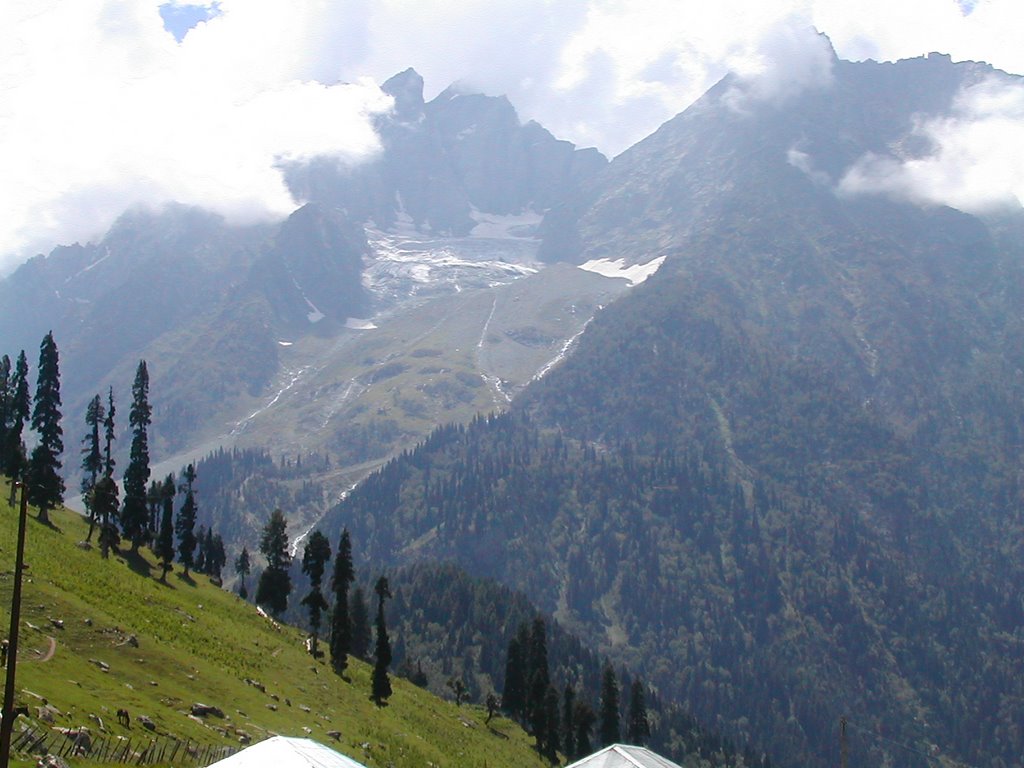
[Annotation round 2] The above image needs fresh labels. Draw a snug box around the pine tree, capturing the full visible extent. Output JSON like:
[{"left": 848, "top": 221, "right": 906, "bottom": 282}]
[
  {"left": 562, "top": 684, "right": 577, "bottom": 759},
  {"left": 3, "top": 351, "right": 29, "bottom": 491},
  {"left": 301, "top": 530, "right": 331, "bottom": 657},
  {"left": 527, "top": 618, "right": 551, "bottom": 740},
  {"left": 502, "top": 633, "right": 527, "bottom": 720},
  {"left": 175, "top": 463, "right": 198, "bottom": 576},
  {"left": 80, "top": 394, "right": 104, "bottom": 540},
  {"left": 27, "top": 331, "right": 64, "bottom": 523},
  {"left": 94, "top": 475, "right": 120, "bottom": 558},
  {"left": 371, "top": 575, "right": 393, "bottom": 706},
  {"left": 102, "top": 386, "right": 116, "bottom": 477},
  {"left": 350, "top": 586, "right": 372, "bottom": 660},
  {"left": 155, "top": 474, "right": 176, "bottom": 582},
  {"left": 599, "top": 661, "right": 621, "bottom": 747},
  {"left": 207, "top": 533, "right": 226, "bottom": 580},
  {"left": 255, "top": 509, "right": 291, "bottom": 617},
  {"left": 121, "top": 361, "right": 151, "bottom": 550},
  {"left": 627, "top": 679, "right": 650, "bottom": 746},
  {"left": 329, "top": 529, "right": 354, "bottom": 674},
  {"left": 0, "top": 356, "right": 10, "bottom": 474},
  {"left": 195, "top": 525, "right": 208, "bottom": 573},
  {"left": 574, "top": 700, "right": 597, "bottom": 757},
  {"left": 235, "top": 547, "right": 251, "bottom": 599},
  {"left": 541, "top": 685, "right": 561, "bottom": 762}
]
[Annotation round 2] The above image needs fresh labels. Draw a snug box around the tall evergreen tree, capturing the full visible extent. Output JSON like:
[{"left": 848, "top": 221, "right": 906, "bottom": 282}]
[
  {"left": 121, "top": 361, "right": 152, "bottom": 549},
  {"left": 235, "top": 547, "right": 251, "bottom": 599},
  {"left": 562, "top": 684, "right": 577, "bottom": 759},
  {"left": 102, "top": 386, "right": 116, "bottom": 477},
  {"left": 27, "top": 331, "right": 64, "bottom": 523},
  {"left": 155, "top": 474, "right": 176, "bottom": 582},
  {"left": 627, "top": 679, "right": 650, "bottom": 746},
  {"left": 207, "top": 533, "right": 226, "bottom": 580},
  {"left": 502, "top": 633, "right": 527, "bottom": 720},
  {"left": 195, "top": 525, "right": 208, "bottom": 573},
  {"left": 350, "top": 586, "right": 372, "bottom": 661},
  {"left": 371, "top": 575, "right": 393, "bottom": 706},
  {"left": 175, "top": 463, "right": 198, "bottom": 576},
  {"left": 255, "top": 509, "right": 291, "bottom": 617},
  {"left": 146, "top": 480, "right": 163, "bottom": 539},
  {"left": 94, "top": 475, "right": 121, "bottom": 558},
  {"left": 329, "top": 528, "right": 355, "bottom": 674},
  {"left": 80, "top": 394, "right": 104, "bottom": 539},
  {"left": 541, "top": 685, "right": 561, "bottom": 762},
  {"left": 527, "top": 618, "right": 551, "bottom": 740},
  {"left": 574, "top": 701, "right": 597, "bottom": 758},
  {"left": 599, "top": 661, "right": 621, "bottom": 747},
  {"left": 0, "top": 355, "right": 10, "bottom": 474},
  {"left": 3, "top": 351, "right": 29, "bottom": 492},
  {"left": 301, "top": 530, "right": 331, "bottom": 657}
]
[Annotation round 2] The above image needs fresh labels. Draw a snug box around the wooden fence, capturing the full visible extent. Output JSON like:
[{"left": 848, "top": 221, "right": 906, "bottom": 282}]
[{"left": 12, "top": 722, "right": 238, "bottom": 766}]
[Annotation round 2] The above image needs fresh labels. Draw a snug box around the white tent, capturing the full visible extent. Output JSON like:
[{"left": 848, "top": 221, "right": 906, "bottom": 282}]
[
  {"left": 207, "top": 736, "right": 369, "bottom": 768},
  {"left": 565, "top": 744, "right": 684, "bottom": 768}
]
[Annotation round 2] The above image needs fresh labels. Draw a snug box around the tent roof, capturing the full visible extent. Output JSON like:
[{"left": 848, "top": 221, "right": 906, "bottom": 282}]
[
  {"left": 207, "top": 736, "right": 368, "bottom": 768},
  {"left": 565, "top": 744, "right": 684, "bottom": 768}
]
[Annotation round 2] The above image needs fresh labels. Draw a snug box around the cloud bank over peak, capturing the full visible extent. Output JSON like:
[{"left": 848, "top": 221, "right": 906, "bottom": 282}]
[
  {"left": 1, "top": 0, "right": 1021, "bottom": 273},
  {"left": 0, "top": 0, "right": 390, "bottom": 272},
  {"left": 839, "top": 76, "right": 1024, "bottom": 212}
]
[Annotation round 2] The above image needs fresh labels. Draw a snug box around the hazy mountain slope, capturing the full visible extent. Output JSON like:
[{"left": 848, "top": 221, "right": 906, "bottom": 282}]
[
  {"left": 284, "top": 68, "right": 606, "bottom": 236},
  {"left": 317, "top": 51, "right": 1024, "bottom": 768}
]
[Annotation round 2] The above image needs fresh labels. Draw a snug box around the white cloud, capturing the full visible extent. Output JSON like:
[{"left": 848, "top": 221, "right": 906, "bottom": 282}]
[
  {"left": 1, "top": 0, "right": 1021, "bottom": 273},
  {"left": 0, "top": 0, "right": 390, "bottom": 273},
  {"left": 838, "top": 76, "right": 1024, "bottom": 212}
]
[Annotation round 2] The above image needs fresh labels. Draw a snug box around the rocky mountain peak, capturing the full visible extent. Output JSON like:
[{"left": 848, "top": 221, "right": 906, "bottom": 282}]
[{"left": 381, "top": 68, "right": 426, "bottom": 120}]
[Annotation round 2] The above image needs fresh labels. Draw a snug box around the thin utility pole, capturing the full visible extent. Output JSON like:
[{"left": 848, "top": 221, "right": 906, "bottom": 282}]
[
  {"left": 840, "top": 716, "right": 848, "bottom": 768},
  {"left": 0, "top": 481, "right": 29, "bottom": 768}
]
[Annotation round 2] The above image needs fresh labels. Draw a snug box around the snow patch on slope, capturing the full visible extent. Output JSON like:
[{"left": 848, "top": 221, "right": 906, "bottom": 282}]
[
  {"left": 578, "top": 255, "right": 666, "bottom": 286},
  {"left": 470, "top": 208, "right": 543, "bottom": 239}
]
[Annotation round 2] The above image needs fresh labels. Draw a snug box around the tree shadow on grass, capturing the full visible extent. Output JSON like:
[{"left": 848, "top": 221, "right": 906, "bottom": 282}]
[
  {"left": 33, "top": 515, "right": 62, "bottom": 534},
  {"left": 122, "top": 548, "right": 154, "bottom": 578},
  {"left": 175, "top": 570, "right": 197, "bottom": 587}
]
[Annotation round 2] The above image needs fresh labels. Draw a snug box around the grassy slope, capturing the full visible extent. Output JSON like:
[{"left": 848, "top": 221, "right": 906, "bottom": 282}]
[{"left": 0, "top": 481, "right": 546, "bottom": 768}]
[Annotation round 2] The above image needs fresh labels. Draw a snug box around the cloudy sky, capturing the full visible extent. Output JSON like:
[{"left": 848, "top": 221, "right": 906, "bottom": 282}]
[{"left": 1, "top": 0, "right": 1022, "bottom": 273}]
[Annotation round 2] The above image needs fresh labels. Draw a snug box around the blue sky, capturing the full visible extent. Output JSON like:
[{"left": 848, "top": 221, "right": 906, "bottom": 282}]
[{"left": 159, "top": 2, "right": 221, "bottom": 43}]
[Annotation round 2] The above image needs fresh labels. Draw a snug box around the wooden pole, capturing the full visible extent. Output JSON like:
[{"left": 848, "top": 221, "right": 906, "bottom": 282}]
[
  {"left": 840, "top": 717, "right": 848, "bottom": 768},
  {"left": 0, "top": 482, "right": 29, "bottom": 768}
]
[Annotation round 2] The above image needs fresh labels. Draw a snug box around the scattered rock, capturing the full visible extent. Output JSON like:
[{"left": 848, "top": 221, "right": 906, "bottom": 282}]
[
  {"left": 49, "top": 619, "right": 64, "bottom": 630},
  {"left": 299, "top": 705, "right": 311, "bottom": 713},
  {"left": 302, "top": 727, "right": 312, "bottom": 735},
  {"left": 57, "top": 727, "right": 92, "bottom": 754},
  {"left": 266, "top": 704, "right": 278, "bottom": 712},
  {"left": 191, "top": 703, "right": 225, "bottom": 718},
  {"left": 87, "top": 714, "right": 105, "bottom": 731},
  {"left": 284, "top": 698, "right": 291, "bottom": 707},
  {"left": 37, "top": 704, "right": 61, "bottom": 723},
  {"left": 238, "top": 733, "right": 252, "bottom": 745},
  {"left": 326, "top": 731, "right": 341, "bottom": 741},
  {"left": 76, "top": 541, "right": 93, "bottom": 550},
  {"left": 137, "top": 715, "right": 156, "bottom": 731},
  {"left": 270, "top": 693, "right": 279, "bottom": 702},
  {"left": 36, "top": 754, "right": 70, "bottom": 768},
  {"left": 148, "top": 681, "right": 158, "bottom": 687},
  {"left": 84, "top": 618, "right": 93, "bottom": 626},
  {"left": 88, "top": 659, "right": 109, "bottom": 672}
]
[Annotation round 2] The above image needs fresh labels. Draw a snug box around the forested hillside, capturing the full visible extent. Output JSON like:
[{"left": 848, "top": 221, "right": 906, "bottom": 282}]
[{"left": 322, "top": 51, "right": 1024, "bottom": 768}]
